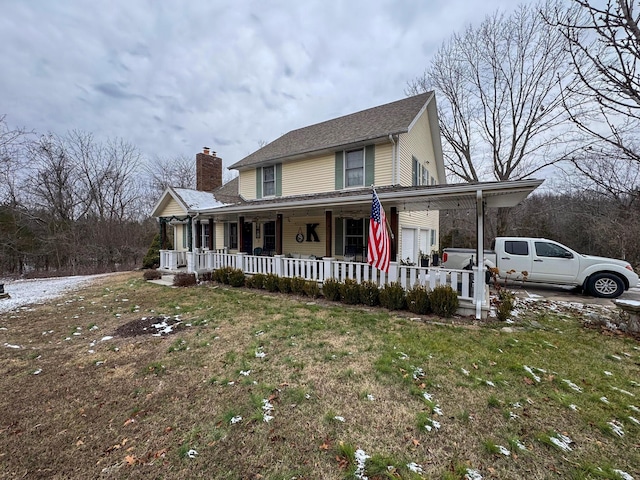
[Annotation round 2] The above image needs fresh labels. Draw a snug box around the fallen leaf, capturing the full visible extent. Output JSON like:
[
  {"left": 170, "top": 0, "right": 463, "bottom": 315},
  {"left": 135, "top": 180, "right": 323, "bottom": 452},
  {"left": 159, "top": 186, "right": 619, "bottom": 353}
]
[
  {"left": 75, "top": 440, "right": 84, "bottom": 446},
  {"left": 124, "top": 455, "right": 136, "bottom": 466},
  {"left": 153, "top": 448, "right": 168, "bottom": 458},
  {"left": 524, "top": 377, "right": 534, "bottom": 385},
  {"left": 164, "top": 426, "right": 172, "bottom": 433},
  {"left": 319, "top": 442, "right": 330, "bottom": 450},
  {"left": 412, "top": 438, "right": 420, "bottom": 447},
  {"left": 473, "top": 363, "right": 478, "bottom": 369},
  {"left": 121, "top": 438, "right": 128, "bottom": 446},
  {"left": 126, "top": 446, "right": 135, "bottom": 452},
  {"left": 488, "top": 467, "right": 496, "bottom": 474},
  {"left": 123, "top": 418, "right": 135, "bottom": 426}
]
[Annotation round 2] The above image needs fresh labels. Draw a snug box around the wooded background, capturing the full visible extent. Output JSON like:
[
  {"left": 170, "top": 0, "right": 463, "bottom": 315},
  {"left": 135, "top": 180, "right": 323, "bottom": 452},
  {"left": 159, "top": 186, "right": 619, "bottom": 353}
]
[{"left": 1, "top": 0, "right": 638, "bottom": 275}]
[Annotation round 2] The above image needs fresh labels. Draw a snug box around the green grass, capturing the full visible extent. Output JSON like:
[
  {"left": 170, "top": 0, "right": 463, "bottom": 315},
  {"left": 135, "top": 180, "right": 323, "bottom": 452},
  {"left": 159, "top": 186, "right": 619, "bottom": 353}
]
[{"left": 0, "top": 272, "right": 637, "bottom": 479}]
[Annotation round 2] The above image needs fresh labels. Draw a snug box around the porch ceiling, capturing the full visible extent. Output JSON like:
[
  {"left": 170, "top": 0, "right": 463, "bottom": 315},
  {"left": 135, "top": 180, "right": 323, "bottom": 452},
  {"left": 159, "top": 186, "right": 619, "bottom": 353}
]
[{"left": 202, "top": 179, "right": 544, "bottom": 221}]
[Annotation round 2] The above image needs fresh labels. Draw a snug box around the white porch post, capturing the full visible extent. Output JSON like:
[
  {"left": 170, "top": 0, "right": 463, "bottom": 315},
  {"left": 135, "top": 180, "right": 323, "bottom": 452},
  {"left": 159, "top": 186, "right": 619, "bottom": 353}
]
[
  {"left": 474, "top": 189, "right": 485, "bottom": 320},
  {"left": 322, "top": 257, "right": 335, "bottom": 282},
  {"left": 274, "top": 254, "right": 284, "bottom": 276}
]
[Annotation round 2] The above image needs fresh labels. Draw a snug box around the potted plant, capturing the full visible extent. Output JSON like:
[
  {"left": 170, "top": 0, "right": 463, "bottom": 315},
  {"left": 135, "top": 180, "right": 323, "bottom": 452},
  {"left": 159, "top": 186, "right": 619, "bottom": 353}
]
[{"left": 419, "top": 251, "right": 429, "bottom": 267}]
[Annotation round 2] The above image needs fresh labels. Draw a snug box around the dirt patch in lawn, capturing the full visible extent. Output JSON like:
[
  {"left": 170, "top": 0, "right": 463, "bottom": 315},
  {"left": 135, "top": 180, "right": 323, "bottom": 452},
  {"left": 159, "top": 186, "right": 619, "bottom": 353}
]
[{"left": 113, "top": 315, "right": 185, "bottom": 337}]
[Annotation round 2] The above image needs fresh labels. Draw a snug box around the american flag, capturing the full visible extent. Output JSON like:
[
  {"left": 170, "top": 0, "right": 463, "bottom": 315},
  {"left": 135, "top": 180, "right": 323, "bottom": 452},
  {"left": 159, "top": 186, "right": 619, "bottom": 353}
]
[{"left": 367, "top": 189, "right": 390, "bottom": 273}]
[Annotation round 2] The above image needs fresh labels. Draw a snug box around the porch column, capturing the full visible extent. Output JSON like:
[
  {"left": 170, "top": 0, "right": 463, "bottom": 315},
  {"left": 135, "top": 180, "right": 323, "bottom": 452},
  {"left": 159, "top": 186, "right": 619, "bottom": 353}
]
[
  {"left": 325, "top": 210, "right": 332, "bottom": 257},
  {"left": 475, "top": 189, "right": 485, "bottom": 320},
  {"left": 276, "top": 214, "right": 283, "bottom": 255},
  {"left": 195, "top": 221, "right": 202, "bottom": 249},
  {"left": 208, "top": 218, "right": 214, "bottom": 250},
  {"left": 160, "top": 221, "right": 167, "bottom": 249},
  {"left": 239, "top": 216, "right": 245, "bottom": 253},
  {"left": 390, "top": 207, "right": 398, "bottom": 262}
]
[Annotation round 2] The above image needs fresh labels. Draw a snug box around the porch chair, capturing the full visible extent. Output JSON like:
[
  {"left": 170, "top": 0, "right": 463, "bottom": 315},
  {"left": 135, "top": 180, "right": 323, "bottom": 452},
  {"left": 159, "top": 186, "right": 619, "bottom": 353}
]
[{"left": 253, "top": 247, "right": 263, "bottom": 256}]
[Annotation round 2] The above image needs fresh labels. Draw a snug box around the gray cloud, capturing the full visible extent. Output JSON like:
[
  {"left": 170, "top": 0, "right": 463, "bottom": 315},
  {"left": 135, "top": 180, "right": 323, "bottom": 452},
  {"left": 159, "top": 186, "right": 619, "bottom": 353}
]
[{"left": 0, "top": 0, "right": 522, "bottom": 171}]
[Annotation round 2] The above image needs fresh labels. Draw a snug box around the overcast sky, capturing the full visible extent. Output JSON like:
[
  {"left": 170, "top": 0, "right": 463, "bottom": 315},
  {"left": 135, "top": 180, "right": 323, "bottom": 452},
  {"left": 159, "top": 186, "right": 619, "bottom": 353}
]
[{"left": 1, "top": 0, "right": 522, "bottom": 171}]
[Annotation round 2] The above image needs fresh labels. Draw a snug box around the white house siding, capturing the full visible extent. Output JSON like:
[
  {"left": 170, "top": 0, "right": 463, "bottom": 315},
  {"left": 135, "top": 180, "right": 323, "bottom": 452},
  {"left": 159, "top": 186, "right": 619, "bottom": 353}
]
[
  {"left": 215, "top": 223, "right": 225, "bottom": 250},
  {"left": 282, "top": 154, "right": 335, "bottom": 196},
  {"left": 238, "top": 170, "right": 255, "bottom": 199},
  {"left": 398, "top": 107, "right": 438, "bottom": 186},
  {"left": 281, "top": 215, "right": 327, "bottom": 258},
  {"left": 158, "top": 197, "right": 186, "bottom": 218},
  {"left": 374, "top": 142, "right": 393, "bottom": 186}
]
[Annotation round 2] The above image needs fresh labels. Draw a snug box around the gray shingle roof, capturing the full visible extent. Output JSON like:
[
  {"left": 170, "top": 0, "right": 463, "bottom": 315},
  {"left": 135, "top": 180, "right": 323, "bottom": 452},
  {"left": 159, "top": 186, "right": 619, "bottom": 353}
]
[{"left": 229, "top": 92, "right": 433, "bottom": 170}]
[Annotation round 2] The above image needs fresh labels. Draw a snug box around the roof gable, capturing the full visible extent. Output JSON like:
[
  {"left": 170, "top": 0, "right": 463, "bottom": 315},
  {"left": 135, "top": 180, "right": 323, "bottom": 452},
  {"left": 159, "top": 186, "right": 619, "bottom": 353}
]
[
  {"left": 230, "top": 92, "right": 433, "bottom": 170},
  {"left": 151, "top": 180, "right": 240, "bottom": 218}
]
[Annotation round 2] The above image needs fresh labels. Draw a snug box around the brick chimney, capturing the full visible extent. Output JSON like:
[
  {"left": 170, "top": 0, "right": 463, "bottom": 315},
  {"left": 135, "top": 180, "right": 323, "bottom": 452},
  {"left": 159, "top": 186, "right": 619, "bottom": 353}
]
[{"left": 196, "top": 147, "right": 223, "bottom": 192}]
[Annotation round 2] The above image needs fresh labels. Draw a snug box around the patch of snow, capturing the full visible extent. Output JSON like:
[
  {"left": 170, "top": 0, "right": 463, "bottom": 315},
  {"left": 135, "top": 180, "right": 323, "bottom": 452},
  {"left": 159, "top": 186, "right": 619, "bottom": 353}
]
[
  {"left": 562, "top": 379, "right": 583, "bottom": 393},
  {"left": 611, "top": 386, "right": 635, "bottom": 397},
  {"left": 497, "top": 445, "right": 510, "bottom": 456},
  {"left": 0, "top": 274, "right": 110, "bottom": 314},
  {"left": 423, "top": 392, "right": 433, "bottom": 402},
  {"left": 186, "top": 449, "right": 198, "bottom": 459},
  {"left": 616, "top": 299, "right": 640, "bottom": 307},
  {"left": 569, "top": 404, "right": 578, "bottom": 411},
  {"left": 608, "top": 420, "right": 624, "bottom": 437},
  {"left": 354, "top": 449, "right": 370, "bottom": 480},
  {"left": 230, "top": 415, "right": 242, "bottom": 424},
  {"left": 600, "top": 397, "right": 610, "bottom": 404},
  {"left": 628, "top": 416, "right": 640, "bottom": 425},
  {"left": 524, "top": 365, "right": 541, "bottom": 382},
  {"left": 173, "top": 188, "right": 229, "bottom": 211},
  {"left": 33, "top": 368, "right": 42, "bottom": 375},
  {"left": 550, "top": 433, "right": 572, "bottom": 451},
  {"left": 629, "top": 405, "right": 640, "bottom": 413},
  {"left": 239, "top": 370, "right": 251, "bottom": 376},
  {"left": 613, "top": 470, "right": 634, "bottom": 480},
  {"left": 333, "top": 416, "right": 345, "bottom": 422},
  {"left": 255, "top": 350, "right": 266, "bottom": 358},
  {"left": 406, "top": 462, "right": 424, "bottom": 474},
  {"left": 604, "top": 371, "right": 613, "bottom": 376},
  {"left": 515, "top": 440, "right": 527, "bottom": 451},
  {"left": 461, "top": 368, "right": 469, "bottom": 376},
  {"left": 366, "top": 394, "right": 375, "bottom": 401},
  {"left": 465, "top": 468, "right": 483, "bottom": 480},
  {"left": 3, "top": 343, "right": 21, "bottom": 349},
  {"left": 100, "top": 336, "right": 113, "bottom": 342}
]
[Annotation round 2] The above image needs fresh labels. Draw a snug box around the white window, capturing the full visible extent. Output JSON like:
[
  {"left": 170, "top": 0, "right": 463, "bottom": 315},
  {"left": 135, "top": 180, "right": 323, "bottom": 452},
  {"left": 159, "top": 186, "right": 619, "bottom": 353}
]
[
  {"left": 430, "top": 229, "right": 436, "bottom": 247},
  {"left": 421, "top": 165, "right": 429, "bottom": 186},
  {"left": 345, "top": 149, "right": 364, "bottom": 187},
  {"left": 263, "top": 166, "right": 275, "bottom": 197},
  {"left": 201, "top": 223, "right": 210, "bottom": 249}
]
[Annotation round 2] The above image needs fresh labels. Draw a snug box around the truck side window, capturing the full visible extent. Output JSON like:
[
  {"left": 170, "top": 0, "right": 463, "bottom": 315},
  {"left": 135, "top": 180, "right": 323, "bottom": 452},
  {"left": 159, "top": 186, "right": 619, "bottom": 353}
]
[
  {"left": 505, "top": 241, "right": 528, "bottom": 255},
  {"left": 535, "top": 242, "right": 571, "bottom": 258}
]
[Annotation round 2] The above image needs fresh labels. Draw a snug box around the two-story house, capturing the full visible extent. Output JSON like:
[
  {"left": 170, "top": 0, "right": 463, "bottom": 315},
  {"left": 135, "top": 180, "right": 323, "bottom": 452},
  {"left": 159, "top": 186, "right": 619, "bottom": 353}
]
[
  {"left": 153, "top": 92, "right": 446, "bottom": 263},
  {"left": 151, "top": 92, "right": 542, "bottom": 317}
]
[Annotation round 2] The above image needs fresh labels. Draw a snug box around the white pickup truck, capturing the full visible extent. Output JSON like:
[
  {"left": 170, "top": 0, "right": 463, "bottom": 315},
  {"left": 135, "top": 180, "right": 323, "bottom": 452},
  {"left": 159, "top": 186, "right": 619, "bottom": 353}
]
[{"left": 441, "top": 237, "right": 639, "bottom": 298}]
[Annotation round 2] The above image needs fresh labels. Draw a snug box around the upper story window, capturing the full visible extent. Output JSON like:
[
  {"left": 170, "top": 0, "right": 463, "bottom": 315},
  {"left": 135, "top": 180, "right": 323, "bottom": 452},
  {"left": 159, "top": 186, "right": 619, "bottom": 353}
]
[
  {"left": 412, "top": 156, "right": 431, "bottom": 186},
  {"left": 263, "top": 165, "right": 275, "bottom": 196},
  {"left": 345, "top": 149, "right": 364, "bottom": 187}
]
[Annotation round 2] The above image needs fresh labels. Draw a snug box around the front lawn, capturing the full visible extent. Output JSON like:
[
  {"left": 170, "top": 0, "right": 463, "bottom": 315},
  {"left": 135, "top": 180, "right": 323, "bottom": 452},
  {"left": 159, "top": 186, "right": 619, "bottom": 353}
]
[{"left": 0, "top": 272, "right": 637, "bottom": 479}]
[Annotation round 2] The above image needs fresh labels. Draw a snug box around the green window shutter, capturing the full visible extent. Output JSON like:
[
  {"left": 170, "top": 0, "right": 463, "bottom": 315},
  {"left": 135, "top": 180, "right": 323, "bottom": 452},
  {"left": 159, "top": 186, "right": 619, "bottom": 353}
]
[
  {"left": 210, "top": 219, "right": 215, "bottom": 249},
  {"left": 412, "top": 156, "right": 418, "bottom": 186},
  {"left": 187, "top": 218, "right": 193, "bottom": 252},
  {"left": 224, "top": 222, "right": 229, "bottom": 248},
  {"left": 334, "top": 151, "right": 343, "bottom": 190},
  {"left": 275, "top": 163, "right": 282, "bottom": 196},
  {"left": 334, "top": 218, "right": 343, "bottom": 257},
  {"left": 256, "top": 168, "right": 262, "bottom": 199},
  {"left": 365, "top": 144, "right": 375, "bottom": 187}
]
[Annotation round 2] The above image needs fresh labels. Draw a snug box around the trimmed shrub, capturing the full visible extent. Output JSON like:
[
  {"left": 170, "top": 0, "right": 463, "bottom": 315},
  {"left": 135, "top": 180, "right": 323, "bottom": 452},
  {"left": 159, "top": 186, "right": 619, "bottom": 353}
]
[
  {"left": 173, "top": 273, "right": 197, "bottom": 287},
  {"left": 291, "top": 276, "right": 307, "bottom": 296},
  {"left": 143, "top": 269, "right": 162, "bottom": 281},
  {"left": 304, "top": 281, "right": 320, "bottom": 299},
  {"left": 322, "top": 278, "right": 341, "bottom": 301},
  {"left": 429, "top": 285, "right": 459, "bottom": 317},
  {"left": 228, "top": 268, "right": 245, "bottom": 287},
  {"left": 406, "top": 284, "right": 431, "bottom": 315},
  {"left": 379, "top": 282, "right": 406, "bottom": 310},
  {"left": 213, "top": 266, "right": 233, "bottom": 284},
  {"left": 340, "top": 278, "right": 361, "bottom": 305},
  {"left": 278, "top": 276, "right": 292, "bottom": 294},
  {"left": 264, "top": 273, "right": 280, "bottom": 292},
  {"left": 359, "top": 281, "right": 380, "bottom": 306},
  {"left": 494, "top": 289, "right": 515, "bottom": 322},
  {"left": 246, "top": 273, "right": 265, "bottom": 289}
]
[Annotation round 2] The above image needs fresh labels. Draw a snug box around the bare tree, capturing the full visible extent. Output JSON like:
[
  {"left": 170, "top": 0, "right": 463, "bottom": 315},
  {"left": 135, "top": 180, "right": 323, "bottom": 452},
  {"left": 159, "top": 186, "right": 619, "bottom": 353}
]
[
  {"left": 0, "top": 115, "right": 32, "bottom": 206},
  {"left": 408, "top": 1, "right": 578, "bottom": 234},
  {"left": 146, "top": 154, "right": 196, "bottom": 193},
  {"left": 550, "top": 0, "right": 640, "bottom": 201}
]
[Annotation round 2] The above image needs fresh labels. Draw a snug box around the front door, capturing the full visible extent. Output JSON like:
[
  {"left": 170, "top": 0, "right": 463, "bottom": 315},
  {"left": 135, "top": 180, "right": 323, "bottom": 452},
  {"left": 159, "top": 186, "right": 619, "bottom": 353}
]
[
  {"left": 242, "top": 222, "right": 253, "bottom": 254},
  {"left": 401, "top": 228, "right": 417, "bottom": 264}
]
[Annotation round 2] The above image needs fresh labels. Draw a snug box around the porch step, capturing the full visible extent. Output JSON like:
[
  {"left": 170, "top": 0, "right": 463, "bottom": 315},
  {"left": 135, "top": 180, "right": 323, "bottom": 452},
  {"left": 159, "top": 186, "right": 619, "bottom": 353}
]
[{"left": 148, "top": 274, "right": 174, "bottom": 287}]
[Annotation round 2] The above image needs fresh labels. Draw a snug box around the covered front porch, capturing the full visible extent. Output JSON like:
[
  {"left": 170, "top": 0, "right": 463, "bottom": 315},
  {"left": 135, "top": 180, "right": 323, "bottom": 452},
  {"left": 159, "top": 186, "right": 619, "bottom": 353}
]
[{"left": 156, "top": 179, "right": 543, "bottom": 319}]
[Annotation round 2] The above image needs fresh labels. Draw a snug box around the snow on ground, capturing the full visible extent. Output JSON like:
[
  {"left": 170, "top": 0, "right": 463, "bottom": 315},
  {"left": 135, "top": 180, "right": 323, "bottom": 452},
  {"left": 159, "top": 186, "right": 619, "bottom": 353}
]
[{"left": 0, "top": 274, "right": 111, "bottom": 314}]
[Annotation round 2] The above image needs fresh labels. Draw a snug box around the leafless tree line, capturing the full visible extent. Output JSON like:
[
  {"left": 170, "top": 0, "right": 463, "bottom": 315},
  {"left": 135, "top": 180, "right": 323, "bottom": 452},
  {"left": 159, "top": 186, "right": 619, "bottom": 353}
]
[
  {"left": 0, "top": 122, "right": 197, "bottom": 276},
  {"left": 409, "top": 0, "right": 640, "bottom": 235}
]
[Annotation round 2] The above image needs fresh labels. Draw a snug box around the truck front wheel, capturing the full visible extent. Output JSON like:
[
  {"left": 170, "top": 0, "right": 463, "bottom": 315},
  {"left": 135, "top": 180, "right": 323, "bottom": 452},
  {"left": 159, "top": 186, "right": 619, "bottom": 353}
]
[{"left": 586, "top": 273, "right": 625, "bottom": 298}]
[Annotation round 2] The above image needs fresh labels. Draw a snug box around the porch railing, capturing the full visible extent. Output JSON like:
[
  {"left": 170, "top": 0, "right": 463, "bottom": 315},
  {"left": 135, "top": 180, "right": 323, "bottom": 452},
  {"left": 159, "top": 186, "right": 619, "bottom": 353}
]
[{"left": 159, "top": 250, "right": 475, "bottom": 301}]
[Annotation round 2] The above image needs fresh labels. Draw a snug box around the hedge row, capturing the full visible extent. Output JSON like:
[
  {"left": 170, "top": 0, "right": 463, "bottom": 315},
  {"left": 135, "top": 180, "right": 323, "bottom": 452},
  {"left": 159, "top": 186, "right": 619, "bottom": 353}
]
[{"left": 150, "top": 269, "right": 459, "bottom": 317}]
